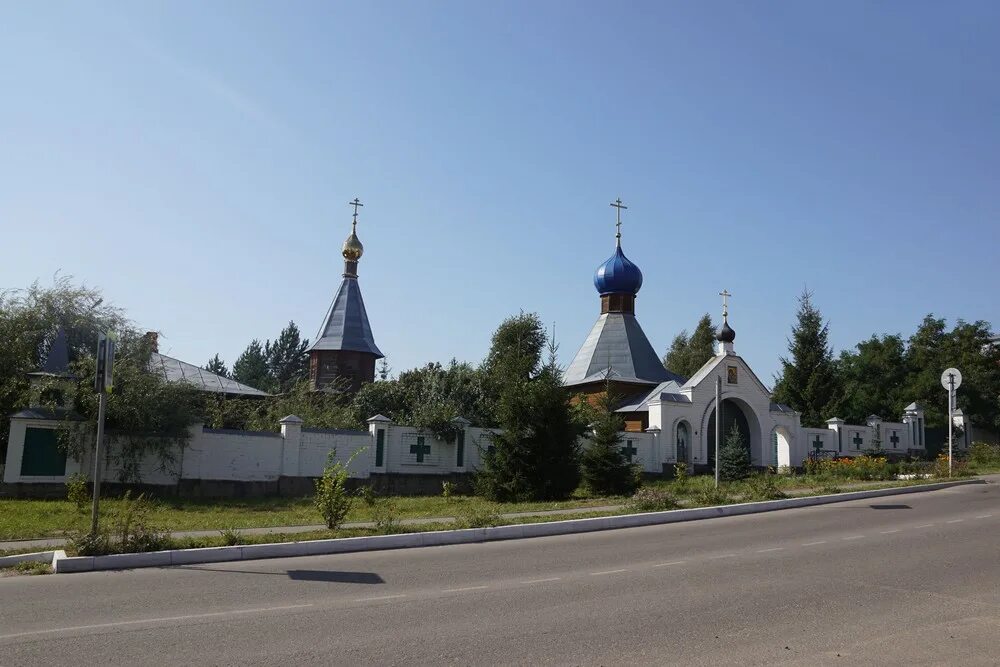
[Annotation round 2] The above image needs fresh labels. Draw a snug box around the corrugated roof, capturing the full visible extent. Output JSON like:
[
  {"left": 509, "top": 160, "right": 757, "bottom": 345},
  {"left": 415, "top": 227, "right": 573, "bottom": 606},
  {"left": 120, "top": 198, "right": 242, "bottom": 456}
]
[
  {"left": 564, "top": 313, "right": 682, "bottom": 387},
  {"left": 150, "top": 352, "right": 269, "bottom": 397},
  {"left": 308, "top": 276, "right": 384, "bottom": 357}
]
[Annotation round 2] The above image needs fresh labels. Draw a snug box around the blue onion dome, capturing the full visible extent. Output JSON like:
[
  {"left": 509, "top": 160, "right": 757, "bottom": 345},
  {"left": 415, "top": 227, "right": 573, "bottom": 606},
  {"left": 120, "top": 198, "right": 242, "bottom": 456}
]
[
  {"left": 593, "top": 245, "right": 643, "bottom": 295},
  {"left": 716, "top": 318, "right": 736, "bottom": 343}
]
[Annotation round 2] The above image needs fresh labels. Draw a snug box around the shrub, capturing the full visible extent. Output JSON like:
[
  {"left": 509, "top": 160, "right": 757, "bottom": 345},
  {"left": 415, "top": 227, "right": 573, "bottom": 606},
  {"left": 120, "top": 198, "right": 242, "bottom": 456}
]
[
  {"left": 219, "top": 527, "right": 243, "bottom": 546},
  {"left": 357, "top": 484, "right": 379, "bottom": 507},
  {"left": 625, "top": 488, "right": 679, "bottom": 513},
  {"left": 741, "top": 473, "right": 787, "bottom": 501},
  {"left": 673, "top": 463, "right": 688, "bottom": 485},
  {"left": 969, "top": 442, "right": 1000, "bottom": 469},
  {"left": 65, "top": 472, "right": 89, "bottom": 513},
  {"left": 693, "top": 486, "right": 731, "bottom": 507},
  {"left": 314, "top": 450, "right": 361, "bottom": 530},
  {"left": 372, "top": 500, "right": 401, "bottom": 534},
  {"left": 69, "top": 529, "right": 112, "bottom": 556},
  {"left": 453, "top": 505, "right": 503, "bottom": 529},
  {"left": 109, "top": 491, "right": 168, "bottom": 554},
  {"left": 934, "top": 453, "right": 971, "bottom": 478}
]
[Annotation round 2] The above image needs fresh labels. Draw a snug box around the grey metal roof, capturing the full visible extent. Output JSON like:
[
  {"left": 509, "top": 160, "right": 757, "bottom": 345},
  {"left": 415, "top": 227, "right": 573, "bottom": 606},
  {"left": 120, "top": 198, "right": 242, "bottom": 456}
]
[
  {"left": 564, "top": 313, "right": 681, "bottom": 387},
  {"left": 904, "top": 402, "right": 923, "bottom": 412},
  {"left": 149, "top": 352, "right": 270, "bottom": 397},
  {"left": 308, "top": 276, "right": 384, "bottom": 357},
  {"left": 615, "top": 380, "right": 689, "bottom": 413},
  {"left": 770, "top": 402, "right": 795, "bottom": 414},
  {"left": 11, "top": 406, "right": 83, "bottom": 420}
]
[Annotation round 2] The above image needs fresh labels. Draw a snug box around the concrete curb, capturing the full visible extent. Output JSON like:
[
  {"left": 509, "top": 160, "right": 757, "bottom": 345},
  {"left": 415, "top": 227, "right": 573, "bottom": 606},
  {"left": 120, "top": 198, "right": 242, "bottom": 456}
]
[
  {"left": 0, "top": 550, "right": 63, "bottom": 569},
  {"left": 49, "top": 479, "right": 985, "bottom": 574}
]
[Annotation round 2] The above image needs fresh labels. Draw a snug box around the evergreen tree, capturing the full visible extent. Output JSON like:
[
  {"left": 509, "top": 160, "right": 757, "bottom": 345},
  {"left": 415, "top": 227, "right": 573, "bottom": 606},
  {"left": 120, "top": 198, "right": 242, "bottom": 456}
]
[
  {"left": 663, "top": 314, "right": 716, "bottom": 378},
  {"left": 771, "top": 290, "right": 841, "bottom": 427},
  {"left": 475, "top": 314, "right": 582, "bottom": 501},
  {"left": 581, "top": 379, "right": 638, "bottom": 496},
  {"left": 265, "top": 321, "right": 309, "bottom": 393},
  {"left": 232, "top": 339, "right": 272, "bottom": 392},
  {"left": 204, "top": 353, "right": 229, "bottom": 378},
  {"left": 719, "top": 422, "right": 751, "bottom": 481}
]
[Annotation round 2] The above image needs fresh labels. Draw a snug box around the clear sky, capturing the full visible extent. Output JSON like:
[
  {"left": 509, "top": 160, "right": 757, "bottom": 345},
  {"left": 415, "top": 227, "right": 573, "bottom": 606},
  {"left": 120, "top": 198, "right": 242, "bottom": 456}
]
[{"left": 2, "top": 1, "right": 998, "bottom": 386}]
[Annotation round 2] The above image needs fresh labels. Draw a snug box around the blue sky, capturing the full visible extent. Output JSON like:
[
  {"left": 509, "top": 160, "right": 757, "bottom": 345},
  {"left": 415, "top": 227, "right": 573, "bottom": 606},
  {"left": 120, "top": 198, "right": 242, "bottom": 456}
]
[{"left": 2, "top": 1, "right": 998, "bottom": 386}]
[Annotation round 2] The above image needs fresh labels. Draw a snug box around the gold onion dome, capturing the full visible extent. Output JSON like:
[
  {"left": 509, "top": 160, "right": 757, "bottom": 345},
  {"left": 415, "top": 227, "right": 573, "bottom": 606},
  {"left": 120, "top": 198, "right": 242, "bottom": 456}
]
[{"left": 342, "top": 224, "right": 364, "bottom": 261}]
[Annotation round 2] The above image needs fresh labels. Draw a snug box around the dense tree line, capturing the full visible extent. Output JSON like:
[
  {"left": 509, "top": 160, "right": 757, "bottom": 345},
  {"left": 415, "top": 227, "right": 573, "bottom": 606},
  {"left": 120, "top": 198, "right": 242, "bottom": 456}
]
[
  {"left": 206, "top": 321, "right": 310, "bottom": 394},
  {"left": 771, "top": 291, "right": 1000, "bottom": 434}
]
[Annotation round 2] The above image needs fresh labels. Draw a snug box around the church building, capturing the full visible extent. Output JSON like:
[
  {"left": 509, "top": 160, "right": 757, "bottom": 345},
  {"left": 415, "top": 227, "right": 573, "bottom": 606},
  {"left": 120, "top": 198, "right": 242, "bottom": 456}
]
[
  {"left": 308, "top": 200, "right": 384, "bottom": 393},
  {"left": 564, "top": 200, "right": 929, "bottom": 472}
]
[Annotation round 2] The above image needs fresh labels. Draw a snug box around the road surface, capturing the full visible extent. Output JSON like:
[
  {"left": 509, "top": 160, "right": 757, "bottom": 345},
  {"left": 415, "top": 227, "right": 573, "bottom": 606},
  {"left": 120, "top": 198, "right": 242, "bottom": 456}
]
[{"left": 1, "top": 480, "right": 997, "bottom": 665}]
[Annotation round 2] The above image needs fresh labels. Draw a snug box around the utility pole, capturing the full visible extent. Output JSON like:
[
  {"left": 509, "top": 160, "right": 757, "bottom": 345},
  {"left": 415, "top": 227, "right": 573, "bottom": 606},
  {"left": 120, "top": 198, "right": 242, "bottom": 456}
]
[{"left": 91, "top": 333, "right": 115, "bottom": 535}]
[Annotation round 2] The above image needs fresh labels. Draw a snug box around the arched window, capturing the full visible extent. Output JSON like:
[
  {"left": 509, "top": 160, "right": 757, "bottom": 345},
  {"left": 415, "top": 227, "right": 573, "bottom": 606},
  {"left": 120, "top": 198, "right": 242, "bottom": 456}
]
[{"left": 676, "top": 421, "right": 690, "bottom": 463}]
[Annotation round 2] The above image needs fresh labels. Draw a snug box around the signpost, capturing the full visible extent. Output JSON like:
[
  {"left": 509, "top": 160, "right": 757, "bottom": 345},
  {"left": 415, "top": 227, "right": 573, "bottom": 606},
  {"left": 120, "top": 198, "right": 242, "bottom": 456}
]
[
  {"left": 91, "top": 333, "right": 115, "bottom": 535},
  {"left": 940, "top": 368, "right": 962, "bottom": 479}
]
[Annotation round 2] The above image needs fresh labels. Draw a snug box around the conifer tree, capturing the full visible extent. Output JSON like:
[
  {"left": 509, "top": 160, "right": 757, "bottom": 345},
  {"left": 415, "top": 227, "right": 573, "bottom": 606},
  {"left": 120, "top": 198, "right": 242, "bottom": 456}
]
[
  {"left": 771, "top": 290, "right": 841, "bottom": 428},
  {"left": 663, "top": 314, "right": 716, "bottom": 378},
  {"left": 581, "top": 378, "right": 638, "bottom": 496},
  {"left": 719, "top": 422, "right": 751, "bottom": 481},
  {"left": 232, "top": 339, "right": 272, "bottom": 392},
  {"left": 204, "top": 354, "right": 229, "bottom": 378},
  {"left": 265, "top": 321, "right": 310, "bottom": 393},
  {"left": 475, "top": 314, "right": 581, "bottom": 501}
]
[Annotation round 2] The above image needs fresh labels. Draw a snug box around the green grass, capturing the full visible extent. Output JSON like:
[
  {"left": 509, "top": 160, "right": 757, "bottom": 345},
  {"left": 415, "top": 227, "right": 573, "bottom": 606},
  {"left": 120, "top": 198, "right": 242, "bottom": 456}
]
[
  {"left": 0, "top": 492, "right": 622, "bottom": 541},
  {"left": 0, "top": 471, "right": 984, "bottom": 543},
  {"left": 0, "top": 560, "right": 53, "bottom": 576}
]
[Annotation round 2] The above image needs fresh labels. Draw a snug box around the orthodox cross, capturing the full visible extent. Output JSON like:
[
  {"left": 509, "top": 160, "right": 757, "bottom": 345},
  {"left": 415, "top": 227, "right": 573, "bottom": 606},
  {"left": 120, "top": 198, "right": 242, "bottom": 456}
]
[
  {"left": 621, "top": 440, "right": 638, "bottom": 463},
  {"left": 610, "top": 198, "right": 627, "bottom": 244},
  {"left": 853, "top": 433, "right": 864, "bottom": 449},
  {"left": 812, "top": 436, "right": 824, "bottom": 452},
  {"left": 719, "top": 289, "right": 732, "bottom": 318},
  {"left": 890, "top": 432, "right": 900, "bottom": 448},
  {"left": 410, "top": 437, "right": 431, "bottom": 463},
  {"left": 349, "top": 197, "right": 364, "bottom": 229}
]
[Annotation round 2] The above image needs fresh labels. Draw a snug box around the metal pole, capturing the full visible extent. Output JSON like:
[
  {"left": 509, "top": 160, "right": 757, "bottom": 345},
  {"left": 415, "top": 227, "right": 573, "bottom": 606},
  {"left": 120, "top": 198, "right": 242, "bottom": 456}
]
[
  {"left": 948, "top": 374, "right": 954, "bottom": 479},
  {"left": 715, "top": 376, "right": 721, "bottom": 489},
  {"left": 90, "top": 390, "right": 106, "bottom": 535}
]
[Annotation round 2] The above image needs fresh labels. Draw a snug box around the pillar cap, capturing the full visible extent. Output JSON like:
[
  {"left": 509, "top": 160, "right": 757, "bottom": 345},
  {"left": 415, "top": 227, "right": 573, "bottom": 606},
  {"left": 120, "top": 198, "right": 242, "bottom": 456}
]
[{"left": 279, "top": 415, "right": 304, "bottom": 425}]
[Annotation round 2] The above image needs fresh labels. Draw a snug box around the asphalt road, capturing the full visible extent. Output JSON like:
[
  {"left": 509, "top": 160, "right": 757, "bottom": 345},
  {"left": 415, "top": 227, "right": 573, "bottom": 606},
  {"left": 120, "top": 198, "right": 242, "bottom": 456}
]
[{"left": 1, "top": 480, "right": 997, "bottom": 666}]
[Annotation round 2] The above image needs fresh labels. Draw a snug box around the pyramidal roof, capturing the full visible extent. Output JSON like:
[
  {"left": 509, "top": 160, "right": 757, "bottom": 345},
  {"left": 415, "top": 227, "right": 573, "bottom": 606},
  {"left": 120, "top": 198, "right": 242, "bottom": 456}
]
[
  {"left": 308, "top": 276, "right": 383, "bottom": 357},
  {"left": 564, "top": 313, "right": 682, "bottom": 387}
]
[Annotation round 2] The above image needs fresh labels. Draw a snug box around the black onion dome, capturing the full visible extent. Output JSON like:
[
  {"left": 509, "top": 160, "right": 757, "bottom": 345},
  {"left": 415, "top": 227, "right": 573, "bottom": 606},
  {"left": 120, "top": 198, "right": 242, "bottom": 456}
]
[{"left": 716, "top": 318, "right": 736, "bottom": 343}]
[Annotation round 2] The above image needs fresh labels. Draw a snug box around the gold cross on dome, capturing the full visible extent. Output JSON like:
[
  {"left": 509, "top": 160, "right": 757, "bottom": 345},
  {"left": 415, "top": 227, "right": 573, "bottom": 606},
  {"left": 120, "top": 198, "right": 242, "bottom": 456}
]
[
  {"left": 610, "top": 198, "right": 627, "bottom": 244},
  {"left": 719, "top": 289, "right": 732, "bottom": 318}
]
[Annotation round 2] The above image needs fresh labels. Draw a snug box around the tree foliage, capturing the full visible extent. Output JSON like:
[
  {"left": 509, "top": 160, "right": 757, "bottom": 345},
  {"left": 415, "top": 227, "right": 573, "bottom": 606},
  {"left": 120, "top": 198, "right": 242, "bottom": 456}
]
[
  {"left": 580, "top": 381, "right": 638, "bottom": 496},
  {"left": 663, "top": 314, "right": 716, "bottom": 379},
  {"left": 265, "top": 321, "right": 310, "bottom": 393},
  {"left": 232, "top": 339, "right": 272, "bottom": 393},
  {"left": 475, "top": 316, "right": 582, "bottom": 501},
  {"left": 204, "top": 354, "right": 229, "bottom": 378},
  {"left": 719, "top": 422, "right": 751, "bottom": 481},
  {"left": 771, "top": 290, "right": 841, "bottom": 428}
]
